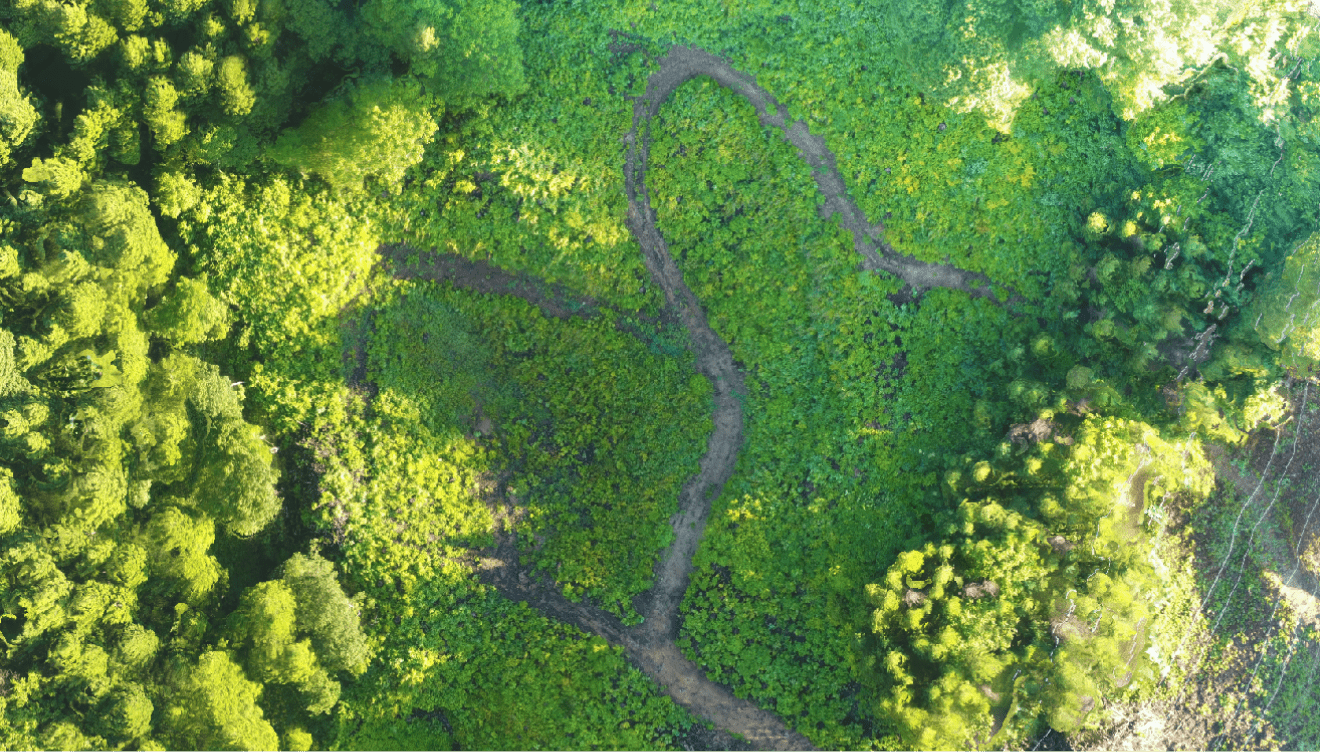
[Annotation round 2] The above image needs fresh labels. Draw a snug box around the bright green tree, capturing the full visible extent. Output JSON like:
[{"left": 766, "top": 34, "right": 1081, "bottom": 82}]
[
  {"left": 861, "top": 501, "right": 1055, "bottom": 750},
  {"left": 93, "top": 682, "right": 154, "bottom": 744},
  {"left": 279, "top": 553, "right": 370, "bottom": 677},
  {"left": 0, "top": 29, "right": 40, "bottom": 169},
  {"left": 267, "top": 76, "right": 439, "bottom": 193},
  {"left": 226, "top": 579, "right": 342, "bottom": 714},
  {"left": 162, "top": 650, "right": 280, "bottom": 751},
  {"left": 146, "top": 276, "right": 230, "bottom": 345},
  {"left": 143, "top": 507, "right": 223, "bottom": 605},
  {"left": 187, "top": 374, "right": 282, "bottom": 537}
]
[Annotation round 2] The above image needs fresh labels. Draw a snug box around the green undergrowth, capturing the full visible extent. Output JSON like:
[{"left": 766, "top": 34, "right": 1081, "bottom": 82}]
[
  {"left": 1192, "top": 482, "right": 1288, "bottom": 637},
  {"left": 1177, "top": 397, "right": 1320, "bottom": 750},
  {"left": 332, "top": 566, "right": 699, "bottom": 750},
  {"left": 366, "top": 278, "right": 710, "bottom": 624},
  {"left": 172, "top": 159, "right": 711, "bottom": 747},
  {"left": 1259, "top": 618, "right": 1320, "bottom": 749},
  {"left": 168, "top": 0, "right": 1320, "bottom": 747},
  {"left": 643, "top": 77, "right": 1033, "bottom": 747},
  {"left": 308, "top": 273, "right": 711, "bottom": 747},
  {"left": 374, "top": 10, "right": 663, "bottom": 317}
]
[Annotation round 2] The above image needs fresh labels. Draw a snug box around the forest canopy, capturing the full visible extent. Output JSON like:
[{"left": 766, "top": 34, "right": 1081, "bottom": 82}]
[{"left": 2, "top": 0, "right": 1319, "bottom": 748}]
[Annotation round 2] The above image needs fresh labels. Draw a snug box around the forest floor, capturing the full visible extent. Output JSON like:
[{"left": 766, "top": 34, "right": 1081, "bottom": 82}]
[{"left": 360, "top": 41, "right": 1053, "bottom": 749}]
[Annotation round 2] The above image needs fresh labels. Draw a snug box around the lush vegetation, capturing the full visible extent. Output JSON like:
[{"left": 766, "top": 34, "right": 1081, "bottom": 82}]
[{"left": 3, "top": 0, "right": 1320, "bottom": 747}]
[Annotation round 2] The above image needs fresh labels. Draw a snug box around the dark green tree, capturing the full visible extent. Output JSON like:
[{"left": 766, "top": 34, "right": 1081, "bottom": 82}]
[{"left": 359, "top": 0, "right": 528, "bottom": 104}]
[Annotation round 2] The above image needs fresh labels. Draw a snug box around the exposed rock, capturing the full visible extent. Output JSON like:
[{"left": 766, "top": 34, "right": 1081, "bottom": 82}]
[
  {"left": 1007, "top": 417, "right": 1055, "bottom": 446},
  {"left": 1048, "top": 535, "right": 1075, "bottom": 555},
  {"left": 903, "top": 588, "right": 929, "bottom": 607},
  {"left": 962, "top": 580, "right": 1000, "bottom": 599}
]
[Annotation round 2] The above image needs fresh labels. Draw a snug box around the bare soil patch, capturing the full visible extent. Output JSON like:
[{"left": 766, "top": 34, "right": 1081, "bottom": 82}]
[{"left": 381, "top": 243, "right": 607, "bottom": 321}]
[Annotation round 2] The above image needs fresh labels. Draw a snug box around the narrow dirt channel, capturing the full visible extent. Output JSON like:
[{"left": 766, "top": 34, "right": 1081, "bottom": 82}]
[{"left": 370, "top": 42, "right": 1023, "bottom": 750}]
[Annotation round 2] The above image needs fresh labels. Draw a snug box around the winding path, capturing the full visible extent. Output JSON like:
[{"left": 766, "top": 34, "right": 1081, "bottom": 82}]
[{"left": 382, "top": 42, "right": 1022, "bottom": 750}]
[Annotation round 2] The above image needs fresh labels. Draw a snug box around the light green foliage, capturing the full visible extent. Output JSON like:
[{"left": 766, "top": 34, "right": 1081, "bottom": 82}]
[
  {"left": 23, "top": 157, "right": 86, "bottom": 199},
  {"left": 861, "top": 502, "right": 1051, "bottom": 750},
  {"left": 153, "top": 169, "right": 202, "bottom": 218},
  {"left": 216, "top": 55, "right": 257, "bottom": 116},
  {"left": 360, "top": 0, "right": 527, "bottom": 104},
  {"left": 163, "top": 650, "right": 280, "bottom": 750},
  {"left": 226, "top": 579, "right": 341, "bottom": 712},
  {"left": 0, "top": 467, "right": 19, "bottom": 534},
  {"left": 0, "top": 29, "right": 40, "bottom": 169},
  {"left": 1125, "top": 99, "right": 1206, "bottom": 171},
  {"left": 186, "top": 364, "right": 281, "bottom": 537},
  {"left": 94, "top": 682, "right": 154, "bottom": 743},
  {"left": 854, "top": 0, "right": 1313, "bottom": 128},
  {"left": 314, "top": 381, "right": 492, "bottom": 585},
  {"left": 284, "top": 727, "right": 314, "bottom": 751},
  {"left": 0, "top": 181, "right": 280, "bottom": 745},
  {"left": 863, "top": 415, "right": 1216, "bottom": 742},
  {"left": 278, "top": 553, "right": 370, "bottom": 677},
  {"left": 334, "top": 573, "right": 699, "bottom": 750},
  {"left": 144, "top": 507, "right": 222, "bottom": 604},
  {"left": 1249, "top": 229, "right": 1320, "bottom": 374},
  {"left": 42, "top": 0, "right": 121, "bottom": 64},
  {"left": 1178, "top": 380, "right": 1251, "bottom": 445},
  {"left": 0, "top": 0, "right": 530, "bottom": 742},
  {"left": 9, "top": 0, "right": 1320, "bottom": 745},
  {"left": 79, "top": 182, "right": 175, "bottom": 296},
  {"left": 114, "top": 624, "right": 160, "bottom": 669},
  {"left": 0, "top": 541, "right": 74, "bottom": 646},
  {"left": 1239, "top": 380, "right": 1288, "bottom": 429},
  {"left": 368, "top": 291, "right": 489, "bottom": 428},
  {"left": 54, "top": 281, "right": 107, "bottom": 340},
  {"left": 181, "top": 174, "right": 382, "bottom": 430},
  {"left": 56, "top": 84, "right": 136, "bottom": 167},
  {"left": 267, "top": 76, "right": 440, "bottom": 193},
  {"left": 146, "top": 275, "right": 230, "bottom": 345},
  {"left": 356, "top": 280, "right": 709, "bottom": 624},
  {"left": 39, "top": 720, "right": 95, "bottom": 750},
  {"left": 97, "top": 0, "right": 150, "bottom": 31},
  {"left": 174, "top": 50, "right": 214, "bottom": 98},
  {"left": 1052, "top": 417, "right": 1215, "bottom": 537},
  {"left": 143, "top": 76, "right": 188, "bottom": 148},
  {"left": 639, "top": 75, "right": 1027, "bottom": 745}
]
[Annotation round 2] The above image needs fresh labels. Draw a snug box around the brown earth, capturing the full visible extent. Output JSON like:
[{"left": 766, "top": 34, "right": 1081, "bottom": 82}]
[{"left": 378, "top": 243, "right": 685, "bottom": 346}]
